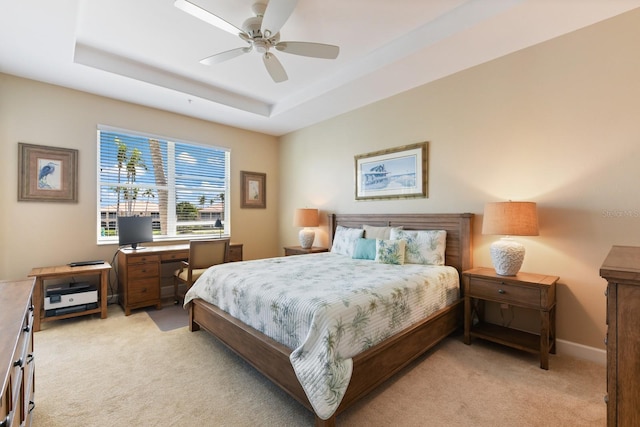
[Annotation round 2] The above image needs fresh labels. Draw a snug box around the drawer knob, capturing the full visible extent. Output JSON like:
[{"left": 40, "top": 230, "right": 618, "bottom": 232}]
[{"left": 498, "top": 289, "right": 506, "bottom": 294}]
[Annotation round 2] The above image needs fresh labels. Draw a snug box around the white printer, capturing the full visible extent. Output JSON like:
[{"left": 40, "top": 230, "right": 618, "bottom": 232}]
[{"left": 44, "top": 282, "right": 98, "bottom": 317}]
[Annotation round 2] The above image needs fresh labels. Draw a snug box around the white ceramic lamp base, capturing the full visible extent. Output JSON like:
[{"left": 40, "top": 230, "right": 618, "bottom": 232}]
[
  {"left": 490, "top": 237, "right": 525, "bottom": 276},
  {"left": 299, "top": 229, "right": 315, "bottom": 249}
]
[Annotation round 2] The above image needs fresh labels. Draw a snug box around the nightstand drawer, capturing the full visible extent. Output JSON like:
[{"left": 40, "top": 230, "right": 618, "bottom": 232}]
[
  {"left": 228, "top": 244, "right": 243, "bottom": 262},
  {"left": 468, "top": 277, "right": 540, "bottom": 307}
]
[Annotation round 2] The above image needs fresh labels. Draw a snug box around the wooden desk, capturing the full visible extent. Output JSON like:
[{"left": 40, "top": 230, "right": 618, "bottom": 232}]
[
  {"left": 28, "top": 263, "right": 111, "bottom": 332},
  {"left": 117, "top": 242, "right": 243, "bottom": 315}
]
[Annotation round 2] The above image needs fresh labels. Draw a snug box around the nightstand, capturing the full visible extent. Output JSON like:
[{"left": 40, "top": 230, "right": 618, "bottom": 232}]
[
  {"left": 284, "top": 246, "right": 329, "bottom": 256},
  {"left": 462, "top": 267, "right": 559, "bottom": 369}
]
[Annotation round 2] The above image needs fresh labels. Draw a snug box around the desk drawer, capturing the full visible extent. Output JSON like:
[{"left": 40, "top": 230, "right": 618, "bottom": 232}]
[
  {"left": 160, "top": 250, "right": 188, "bottom": 263},
  {"left": 128, "top": 278, "right": 160, "bottom": 304},
  {"left": 468, "top": 277, "right": 540, "bottom": 308},
  {"left": 127, "top": 254, "right": 160, "bottom": 265},
  {"left": 128, "top": 262, "right": 159, "bottom": 279}
]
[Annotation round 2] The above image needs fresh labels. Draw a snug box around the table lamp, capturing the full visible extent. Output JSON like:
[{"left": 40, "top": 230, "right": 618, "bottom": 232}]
[
  {"left": 482, "top": 201, "right": 539, "bottom": 276},
  {"left": 294, "top": 208, "right": 319, "bottom": 249},
  {"left": 214, "top": 218, "right": 223, "bottom": 237}
]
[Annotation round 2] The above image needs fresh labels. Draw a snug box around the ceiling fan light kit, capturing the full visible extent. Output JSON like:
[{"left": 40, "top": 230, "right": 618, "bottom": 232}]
[{"left": 175, "top": 0, "right": 339, "bottom": 83}]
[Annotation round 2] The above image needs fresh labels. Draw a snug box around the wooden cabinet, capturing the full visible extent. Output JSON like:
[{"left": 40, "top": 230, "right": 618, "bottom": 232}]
[
  {"left": 283, "top": 246, "right": 328, "bottom": 256},
  {"left": 600, "top": 245, "right": 640, "bottom": 427},
  {"left": 1, "top": 279, "right": 36, "bottom": 427},
  {"left": 118, "top": 242, "right": 243, "bottom": 315},
  {"left": 463, "top": 267, "right": 558, "bottom": 369}
]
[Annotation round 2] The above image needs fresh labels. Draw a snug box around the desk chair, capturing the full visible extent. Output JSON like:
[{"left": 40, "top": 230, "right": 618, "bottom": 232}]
[{"left": 174, "top": 239, "right": 230, "bottom": 304}]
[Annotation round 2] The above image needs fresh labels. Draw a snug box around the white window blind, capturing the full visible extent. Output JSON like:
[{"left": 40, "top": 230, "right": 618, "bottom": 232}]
[{"left": 97, "top": 126, "right": 230, "bottom": 244}]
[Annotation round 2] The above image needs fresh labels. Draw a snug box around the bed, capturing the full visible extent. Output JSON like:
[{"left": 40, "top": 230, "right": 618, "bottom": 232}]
[{"left": 186, "top": 213, "right": 473, "bottom": 426}]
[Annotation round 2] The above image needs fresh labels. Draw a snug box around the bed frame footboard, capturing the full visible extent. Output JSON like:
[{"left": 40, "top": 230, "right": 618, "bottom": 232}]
[{"left": 189, "top": 298, "right": 463, "bottom": 425}]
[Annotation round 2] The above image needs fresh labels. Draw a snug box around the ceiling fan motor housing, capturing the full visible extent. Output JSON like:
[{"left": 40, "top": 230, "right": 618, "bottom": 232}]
[
  {"left": 242, "top": 16, "right": 263, "bottom": 39},
  {"left": 242, "top": 15, "right": 280, "bottom": 53}
]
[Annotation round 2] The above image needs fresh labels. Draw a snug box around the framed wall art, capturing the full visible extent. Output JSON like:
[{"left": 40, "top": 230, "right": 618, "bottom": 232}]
[
  {"left": 240, "top": 171, "right": 266, "bottom": 208},
  {"left": 355, "top": 142, "right": 427, "bottom": 201},
  {"left": 18, "top": 143, "right": 78, "bottom": 202}
]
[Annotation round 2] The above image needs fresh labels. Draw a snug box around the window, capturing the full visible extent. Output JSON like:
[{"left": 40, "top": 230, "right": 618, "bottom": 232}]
[{"left": 97, "top": 126, "right": 230, "bottom": 245}]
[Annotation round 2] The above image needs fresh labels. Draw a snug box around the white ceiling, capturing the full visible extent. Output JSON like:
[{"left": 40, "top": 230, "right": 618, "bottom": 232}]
[{"left": 2, "top": 0, "right": 639, "bottom": 136}]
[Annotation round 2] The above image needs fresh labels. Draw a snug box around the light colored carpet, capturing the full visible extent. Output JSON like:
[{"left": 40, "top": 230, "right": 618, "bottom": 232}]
[{"left": 32, "top": 305, "right": 605, "bottom": 426}]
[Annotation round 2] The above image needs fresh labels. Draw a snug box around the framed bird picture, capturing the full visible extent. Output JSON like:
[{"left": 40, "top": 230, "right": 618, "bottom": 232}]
[{"left": 18, "top": 143, "right": 78, "bottom": 202}]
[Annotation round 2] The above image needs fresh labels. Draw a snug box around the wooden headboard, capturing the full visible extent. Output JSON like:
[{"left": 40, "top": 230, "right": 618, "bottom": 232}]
[{"left": 327, "top": 213, "right": 473, "bottom": 275}]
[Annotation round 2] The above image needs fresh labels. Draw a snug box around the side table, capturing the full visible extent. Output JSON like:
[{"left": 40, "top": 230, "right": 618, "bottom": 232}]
[
  {"left": 462, "top": 267, "right": 558, "bottom": 369},
  {"left": 284, "top": 246, "right": 329, "bottom": 256},
  {"left": 28, "top": 262, "right": 111, "bottom": 331}
]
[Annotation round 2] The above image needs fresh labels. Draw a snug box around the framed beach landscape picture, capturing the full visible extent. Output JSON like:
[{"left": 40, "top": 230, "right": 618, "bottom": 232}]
[{"left": 355, "top": 142, "right": 427, "bottom": 201}]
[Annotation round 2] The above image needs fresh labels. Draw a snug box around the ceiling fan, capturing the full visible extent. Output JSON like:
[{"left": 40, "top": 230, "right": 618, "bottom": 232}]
[{"left": 175, "top": 0, "right": 340, "bottom": 83}]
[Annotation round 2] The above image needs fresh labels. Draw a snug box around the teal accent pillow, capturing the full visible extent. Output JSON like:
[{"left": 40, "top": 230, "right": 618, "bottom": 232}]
[
  {"left": 374, "top": 239, "right": 406, "bottom": 265},
  {"left": 352, "top": 238, "right": 376, "bottom": 260}
]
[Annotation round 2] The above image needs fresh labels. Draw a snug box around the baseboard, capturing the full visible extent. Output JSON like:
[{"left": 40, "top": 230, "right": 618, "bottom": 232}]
[{"left": 556, "top": 339, "right": 606, "bottom": 365}]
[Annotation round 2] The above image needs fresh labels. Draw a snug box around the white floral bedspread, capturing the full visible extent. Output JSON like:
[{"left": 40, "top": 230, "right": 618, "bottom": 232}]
[{"left": 184, "top": 252, "right": 459, "bottom": 420}]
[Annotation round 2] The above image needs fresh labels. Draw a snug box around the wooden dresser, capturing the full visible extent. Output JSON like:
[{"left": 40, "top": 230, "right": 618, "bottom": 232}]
[
  {"left": 117, "top": 242, "right": 243, "bottom": 315},
  {"left": 600, "top": 245, "right": 640, "bottom": 426},
  {"left": 1, "top": 279, "right": 36, "bottom": 427}
]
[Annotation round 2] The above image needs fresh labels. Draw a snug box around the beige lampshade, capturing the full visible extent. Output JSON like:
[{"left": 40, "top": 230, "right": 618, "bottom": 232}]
[
  {"left": 482, "top": 201, "right": 539, "bottom": 236},
  {"left": 293, "top": 208, "right": 319, "bottom": 228}
]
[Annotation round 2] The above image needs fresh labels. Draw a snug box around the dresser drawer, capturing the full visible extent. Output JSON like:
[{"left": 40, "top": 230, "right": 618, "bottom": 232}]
[
  {"left": 128, "top": 262, "right": 160, "bottom": 279},
  {"left": 128, "top": 278, "right": 160, "bottom": 304},
  {"left": 468, "top": 277, "right": 540, "bottom": 308}
]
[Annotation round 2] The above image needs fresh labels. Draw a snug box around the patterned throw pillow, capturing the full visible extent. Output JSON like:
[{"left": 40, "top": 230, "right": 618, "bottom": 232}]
[
  {"left": 374, "top": 239, "right": 406, "bottom": 265},
  {"left": 390, "top": 229, "right": 447, "bottom": 265},
  {"left": 362, "top": 225, "right": 403, "bottom": 240},
  {"left": 331, "top": 226, "right": 364, "bottom": 256}
]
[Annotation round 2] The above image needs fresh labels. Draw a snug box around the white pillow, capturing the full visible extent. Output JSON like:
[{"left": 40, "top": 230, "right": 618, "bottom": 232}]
[
  {"left": 331, "top": 226, "right": 364, "bottom": 256},
  {"left": 390, "top": 229, "right": 447, "bottom": 265},
  {"left": 375, "top": 239, "right": 406, "bottom": 265},
  {"left": 362, "top": 225, "right": 403, "bottom": 240}
]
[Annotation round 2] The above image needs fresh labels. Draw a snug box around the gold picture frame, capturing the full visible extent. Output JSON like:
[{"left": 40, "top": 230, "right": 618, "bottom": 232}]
[
  {"left": 18, "top": 143, "right": 78, "bottom": 202},
  {"left": 355, "top": 142, "right": 428, "bottom": 201},
  {"left": 240, "top": 171, "right": 266, "bottom": 209}
]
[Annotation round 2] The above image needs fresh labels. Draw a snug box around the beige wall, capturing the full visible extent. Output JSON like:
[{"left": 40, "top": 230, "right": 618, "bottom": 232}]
[
  {"left": 0, "top": 75, "right": 280, "bottom": 281},
  {"left": 279, "top": 9, "right": 640, "bottom": 350}
]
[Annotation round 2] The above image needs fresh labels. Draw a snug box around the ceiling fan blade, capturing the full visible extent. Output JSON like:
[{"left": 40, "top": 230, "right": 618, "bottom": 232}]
[
  {"left": 275, "top": 42, "right": 339, "bottom": 59},
  {"left": 263, "top": 52, "right": 288, "bottom": 83},
  {"left": 174, "top": 0, "right": 243, "bottom": 37},
  {"left": 261, "top": 0, "right": 299, "bottom": 37},
  {"left": 200, "top": 47, "right": 251, "bottom": 66}
]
